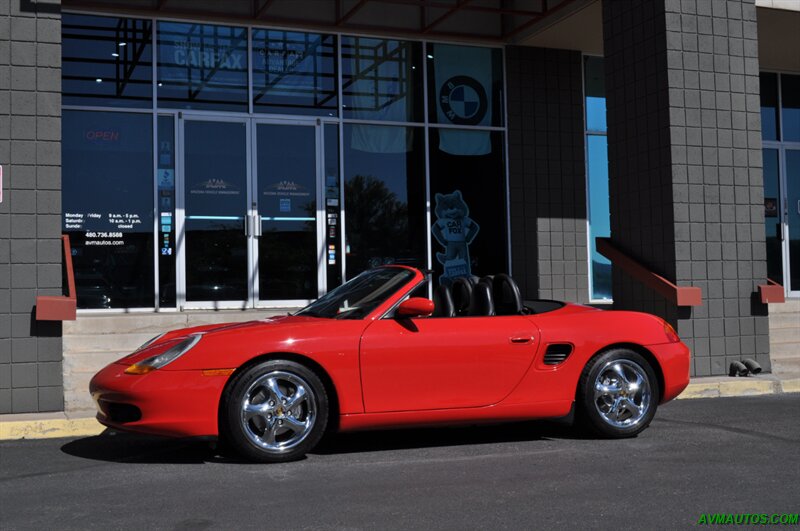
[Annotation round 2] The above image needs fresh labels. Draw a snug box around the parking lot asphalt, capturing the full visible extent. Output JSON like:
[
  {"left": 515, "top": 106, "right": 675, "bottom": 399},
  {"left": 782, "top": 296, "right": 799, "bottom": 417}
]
[{"left": 1, "top": 394, "right": 798, "bottom": 530}]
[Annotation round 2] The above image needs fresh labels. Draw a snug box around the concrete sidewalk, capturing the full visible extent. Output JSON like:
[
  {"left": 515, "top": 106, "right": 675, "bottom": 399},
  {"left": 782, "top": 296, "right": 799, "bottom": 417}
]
[{"left": 2, "top": 372, "right": 799, "bottom": 441}]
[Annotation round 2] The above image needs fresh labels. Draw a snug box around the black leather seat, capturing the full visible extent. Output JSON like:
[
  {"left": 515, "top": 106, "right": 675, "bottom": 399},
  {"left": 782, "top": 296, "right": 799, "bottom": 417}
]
[
  {"left": 468, "top": 279, "right": 495, "bottom": 316},
  {"left": 493, "top": 274, "right": 523, "bottom": 315},
  {"left": 451, "top": 277, "right": 473, "bottom": 316},
  {"left": 432, "top": 284, "right": 455, "bottom": 317}
]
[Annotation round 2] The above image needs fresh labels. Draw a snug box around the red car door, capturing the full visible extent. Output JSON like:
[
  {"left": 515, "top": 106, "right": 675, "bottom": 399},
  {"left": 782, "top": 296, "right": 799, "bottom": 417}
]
[{"left": 359, "top": 315, "right": 540, "bottom": 413}]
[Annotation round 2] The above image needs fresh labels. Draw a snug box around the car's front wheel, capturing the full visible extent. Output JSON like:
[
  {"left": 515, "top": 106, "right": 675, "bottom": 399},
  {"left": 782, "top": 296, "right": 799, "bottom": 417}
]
[
  {"left": 577, "top": 349, "right": 659, "bottom": 438},
  {"left": 222, "top": 360, "right": 329, "bottom": 463}
]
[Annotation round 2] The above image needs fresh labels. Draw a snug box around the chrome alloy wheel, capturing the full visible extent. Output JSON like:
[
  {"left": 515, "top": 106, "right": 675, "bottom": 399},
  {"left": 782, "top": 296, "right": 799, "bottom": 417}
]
[
  {"left": 593, "top": 359, "right": 652, "bottom": 429},
  {"left": 240, "top": 370, "right": 316, "bottom": 452}
]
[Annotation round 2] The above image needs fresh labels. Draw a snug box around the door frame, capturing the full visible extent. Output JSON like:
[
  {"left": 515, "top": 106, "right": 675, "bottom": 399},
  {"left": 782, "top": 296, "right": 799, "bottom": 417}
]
[
  {"left": 176, "top": 113, "right": 253, "bottom": 310},
  {"left": 175, "top": 113, "right": 327, "bottom": 310},
  {"left": 782, "top": 145, "right": 800, "bottom": 297},
  {"left": 251, "top": 116, "right": 327, "bottom": 308}
]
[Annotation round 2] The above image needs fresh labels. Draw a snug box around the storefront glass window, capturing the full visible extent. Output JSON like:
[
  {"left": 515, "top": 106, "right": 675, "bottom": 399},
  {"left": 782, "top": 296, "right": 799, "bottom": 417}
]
[
  {"left": 584, "top": 56, "right": 612, "bottom": 301},
  {"left": 157, "top": 116, "right": 176, "bottom": 307},
  {"left": 342, "top": 37, "right": 423, "bottom": 122},
  {"left": 343, "top": 124, "right": 427, "bottom": 277},
  {"left": 324, "top": 124, "right": 343, "bottom": 290},
  {"left": 62, "top": 110, "right": 154, "bottom": 309},
  {"left": 157, "top": 22, "right": 248, "bottom": 112},
  {"left": 62, "top": 13, "right": 153, "bottom": 108},
  {"left": 428, "top": 129, "right": 507, "bottom": 283},
  {"left": 426, "top": 43, "right": 504, "bottom": 127},
  {"left": 781, "top": 74, "right": 800, "bottom": 142},
  {"left": 584, "top": 56, "right": 606, "bottom": 132},
  {"left": 760, "top": 73, "right": 778, "bottom": 142},
  {"left": 252, "top": 30, "right": 338, "bottom": 116},
  {"left": 763, "top": 148, "right": 783, "bottom": 283}
]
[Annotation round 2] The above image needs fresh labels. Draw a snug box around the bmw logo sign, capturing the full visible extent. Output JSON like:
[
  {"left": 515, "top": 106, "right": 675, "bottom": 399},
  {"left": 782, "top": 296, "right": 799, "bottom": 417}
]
[{"left": 440, "top": 76, "right": 487, "bottom": 126}]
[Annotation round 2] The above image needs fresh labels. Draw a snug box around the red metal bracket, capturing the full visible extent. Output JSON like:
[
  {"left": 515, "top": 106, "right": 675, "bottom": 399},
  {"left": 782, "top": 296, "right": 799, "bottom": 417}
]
[
  {"left": 758, "top": 278, "right": 785, "bottom": 304},
  {"left": 595, "top": 237, "right": 702, "bottom": 307},
  {"left": 36, "top": 235, "right": 77, "bottom": 321}
]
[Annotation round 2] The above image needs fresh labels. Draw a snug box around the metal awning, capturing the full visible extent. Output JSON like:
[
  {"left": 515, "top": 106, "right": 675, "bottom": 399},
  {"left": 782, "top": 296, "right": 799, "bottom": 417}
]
[{"left": 62, "top": 0, "right": 587, "bottom": 43}]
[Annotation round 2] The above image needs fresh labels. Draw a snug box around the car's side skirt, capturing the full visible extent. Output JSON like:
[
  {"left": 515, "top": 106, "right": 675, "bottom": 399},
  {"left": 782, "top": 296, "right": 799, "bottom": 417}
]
[{"left": 337, "top": 400, "right": 573, "bottom": 432}]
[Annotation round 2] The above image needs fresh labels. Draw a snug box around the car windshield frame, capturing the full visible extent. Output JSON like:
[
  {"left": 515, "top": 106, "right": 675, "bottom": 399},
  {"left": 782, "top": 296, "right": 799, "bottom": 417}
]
[{"left": 295, "top": 267, "right": 418, "bottom": 320}]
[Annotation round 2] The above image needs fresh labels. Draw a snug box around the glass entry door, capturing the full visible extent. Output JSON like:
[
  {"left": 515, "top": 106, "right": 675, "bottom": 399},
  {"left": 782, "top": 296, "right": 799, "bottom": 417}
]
[
  {"left": 177, "top": 116, "right": 325, "bottom": 309},
  {"left": 179, "top": 117, "right": 251, "bottom": 308},
  {"left": 253, "top": 122, "right": 323, "bottom": 305}
]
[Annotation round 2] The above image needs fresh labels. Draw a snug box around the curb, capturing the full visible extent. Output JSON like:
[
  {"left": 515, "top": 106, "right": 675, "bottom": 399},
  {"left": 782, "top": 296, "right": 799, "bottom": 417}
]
[
  {"left": 677, "top": 376, "right": 800, "bottom": 400},
  {"left": 1, "top": 377, "right": 798, "bottom": 441},
  {"left": 0, "top": 415, "right": 104, "bottom": 441}
]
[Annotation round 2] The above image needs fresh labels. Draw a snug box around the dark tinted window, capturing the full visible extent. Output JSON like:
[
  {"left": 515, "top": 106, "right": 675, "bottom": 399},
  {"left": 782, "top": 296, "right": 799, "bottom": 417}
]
[
  {"left": 157, "top": 22, "right": 248, "bottom": 111},
  {"left": 428, "top": 129, "right": 507, "bottom": 285},
  {"left": 252, "top": 29, "right": 337, "bottom": 116},
  {"left": 342, "top": 37, "right": 423, "bottom": 122},
  {"left": 62, "top": 13, "right": 153, "bottom": 108},
  {"left": 62, "top": 110, "right": 154, "bottom": 308},
  {"left": 760, "top": 73, "right": 778, "bottom": 142},
  {"left": 782, "top": 74, "right": 800, "bottom": 142}
]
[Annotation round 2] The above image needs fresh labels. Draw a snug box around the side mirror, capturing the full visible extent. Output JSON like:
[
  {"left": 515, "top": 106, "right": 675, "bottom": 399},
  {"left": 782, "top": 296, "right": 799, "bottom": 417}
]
[{"left": 396, "top": 297, "right": 435, "bottom": 319}]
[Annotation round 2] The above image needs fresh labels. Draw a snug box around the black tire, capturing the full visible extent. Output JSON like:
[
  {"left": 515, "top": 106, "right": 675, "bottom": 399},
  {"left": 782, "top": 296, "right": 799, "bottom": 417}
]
[
  {"left": 576, "top": 349, "right": 659, "bottom": 438},
  {"left": 222, "top": 359, "right": 329, "bottom": 463}
]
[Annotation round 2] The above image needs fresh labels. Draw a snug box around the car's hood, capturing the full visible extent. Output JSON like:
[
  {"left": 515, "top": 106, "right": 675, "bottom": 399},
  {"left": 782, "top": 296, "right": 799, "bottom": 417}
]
[{"left": 118, "top": 315, "right": 328, "bottom": 365}]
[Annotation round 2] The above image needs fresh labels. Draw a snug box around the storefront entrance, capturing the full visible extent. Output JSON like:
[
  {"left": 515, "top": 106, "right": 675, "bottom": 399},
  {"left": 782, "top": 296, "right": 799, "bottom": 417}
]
[{"left": 176, "top": 115, "right": 327, "bottom": 309}]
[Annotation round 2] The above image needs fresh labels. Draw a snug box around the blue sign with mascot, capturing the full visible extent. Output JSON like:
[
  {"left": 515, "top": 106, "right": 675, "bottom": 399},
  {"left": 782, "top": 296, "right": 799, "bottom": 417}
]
[{"left": 431, "top": 190, "right": 480, "bottom": 285}]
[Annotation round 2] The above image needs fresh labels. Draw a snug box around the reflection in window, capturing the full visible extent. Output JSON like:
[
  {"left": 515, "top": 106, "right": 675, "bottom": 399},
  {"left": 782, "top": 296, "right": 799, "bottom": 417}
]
[
  {"left": 157, "top": 22, "right": 248, "bottom": 111},
  {"left": 782, "top": 74, "right": 800, "bottom": 142},
  {"left": 252, "top": 30, "right": 337, "bottom": 116},
  {"left": 62, "top": 111, "right": 154, "bottom": 308},
  {"left": 426, "top": 44, "right": 504, "bottom": 127},
  {"left": 428, "top": 129, "right": 507, "bottom": 283},
  {"left": 760, "top": 73, "right": 778, "bottom": 142},
  {"left": 584, "top": 56, "right": 611, "bottom": 301},
  {"left": 342, "top": 37, "right": 423, "bottom": 122},
  {"left": 344, "top": 124, "right": 426, "bottom": 278},
  {"left": 62, "top": 13, "right": 153, "bottom": 108}
]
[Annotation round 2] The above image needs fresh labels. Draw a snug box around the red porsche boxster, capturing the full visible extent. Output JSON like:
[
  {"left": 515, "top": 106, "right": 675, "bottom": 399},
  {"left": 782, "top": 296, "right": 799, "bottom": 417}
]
[{"left": 90, "top": 266, "right": 690, "bottom": 462}]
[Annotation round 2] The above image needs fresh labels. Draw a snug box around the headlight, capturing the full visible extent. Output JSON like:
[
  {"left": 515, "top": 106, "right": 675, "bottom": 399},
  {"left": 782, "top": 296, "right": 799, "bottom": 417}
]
[
  {"left": 125, "top": 335, "right": 202, "bottom": 375},
  {"left": 134, "top": 333, "right": 166, "bottom": 353}
]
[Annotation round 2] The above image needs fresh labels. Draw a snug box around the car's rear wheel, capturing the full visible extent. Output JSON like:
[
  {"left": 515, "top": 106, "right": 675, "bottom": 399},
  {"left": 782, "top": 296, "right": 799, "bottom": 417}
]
[
  {"left": 223, "top": 360, "right": 328, "bottom": 463},
  {"left": 577, "top": 349, "right": 659, "bottom": 438}
]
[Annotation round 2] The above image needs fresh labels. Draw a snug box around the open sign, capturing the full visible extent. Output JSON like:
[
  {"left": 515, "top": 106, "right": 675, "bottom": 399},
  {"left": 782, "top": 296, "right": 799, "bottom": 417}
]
[{"left": 85, "top": 130, "right": 120, "bottom": 142}]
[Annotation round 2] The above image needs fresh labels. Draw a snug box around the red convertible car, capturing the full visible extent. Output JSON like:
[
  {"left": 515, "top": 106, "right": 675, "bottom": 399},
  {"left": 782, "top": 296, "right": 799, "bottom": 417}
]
[{"left": 90, "top": 266, "right": 690, "bottom": 462}]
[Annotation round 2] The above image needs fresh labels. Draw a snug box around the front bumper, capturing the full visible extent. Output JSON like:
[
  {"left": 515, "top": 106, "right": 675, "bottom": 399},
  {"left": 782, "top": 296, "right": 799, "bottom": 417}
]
[
  {"left": 647, "top": 341, "right": 691, "bottom": 402},
  {"left": 89, "top": 362, "right": 231, "bottom": 438}
]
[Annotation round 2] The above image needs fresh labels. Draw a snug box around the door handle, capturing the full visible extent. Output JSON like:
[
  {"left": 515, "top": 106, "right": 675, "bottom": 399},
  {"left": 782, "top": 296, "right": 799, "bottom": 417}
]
[
  {"left": 254, "top": 214, "right": 262, "bottom": 237},
  {"left": 510, "top": 336, "right": 533, "bottom": 344},
  {"left": 244, "top": 215, "right": 251, "bottom": 236}
]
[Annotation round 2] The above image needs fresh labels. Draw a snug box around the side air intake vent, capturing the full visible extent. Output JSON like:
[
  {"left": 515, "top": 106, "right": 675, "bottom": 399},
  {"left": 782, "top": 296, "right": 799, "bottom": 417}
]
[{"left": 543, "top": 344, "right": 573, "bottom": 365}]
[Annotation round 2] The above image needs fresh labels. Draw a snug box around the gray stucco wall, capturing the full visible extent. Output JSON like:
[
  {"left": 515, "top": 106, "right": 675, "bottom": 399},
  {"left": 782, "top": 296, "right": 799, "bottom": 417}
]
[
  {"left": 0, "top": 0, "right": 63, "bottom": 413},
  {"left": 506, "top": 46, "right": 590, "bottom": 304},
  {"left": 603, "top": 0, "right": 770, "bottom": 376}
]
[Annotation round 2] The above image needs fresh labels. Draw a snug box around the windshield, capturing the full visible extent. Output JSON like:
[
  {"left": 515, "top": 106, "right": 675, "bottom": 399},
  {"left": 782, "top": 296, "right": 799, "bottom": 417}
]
[{"left": 296, "top": 268, "right": 417, "bottom": 320}]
